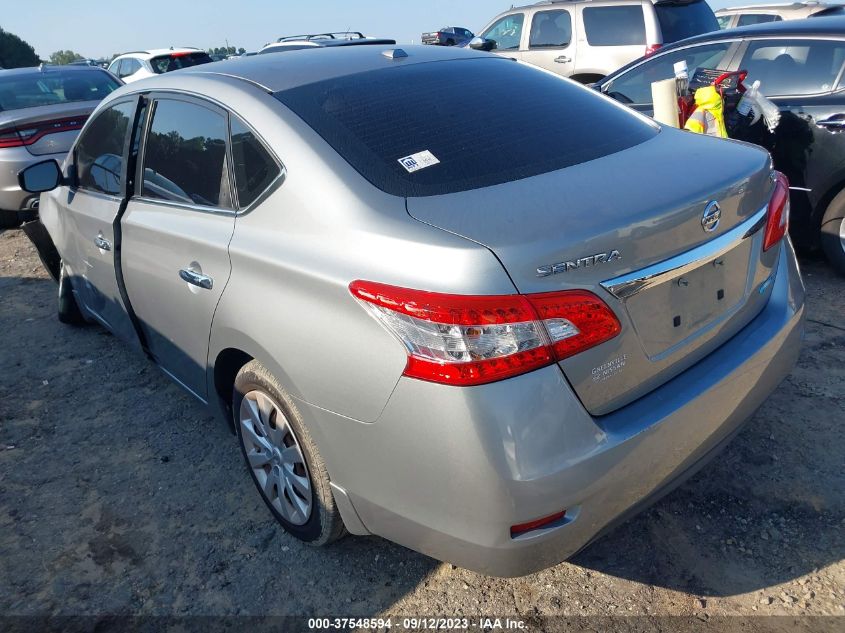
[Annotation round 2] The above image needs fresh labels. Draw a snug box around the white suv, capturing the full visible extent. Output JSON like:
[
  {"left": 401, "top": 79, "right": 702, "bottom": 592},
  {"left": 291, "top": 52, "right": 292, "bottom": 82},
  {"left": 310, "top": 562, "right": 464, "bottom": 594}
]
[
  {"left": 107, "top": 48, "right": 213, "bottom": 83},
  {"left": 472, "top": 0, "right": 720, "bottom": 83}
]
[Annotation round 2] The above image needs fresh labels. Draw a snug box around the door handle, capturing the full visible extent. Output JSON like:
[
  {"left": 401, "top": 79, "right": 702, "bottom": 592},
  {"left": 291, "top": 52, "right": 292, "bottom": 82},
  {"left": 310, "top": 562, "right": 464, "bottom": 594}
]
[
  {"left": 817, "top": 116, "right": 845, "bottom": 129},
  {"left": 94, "top": 234, "right": 112, "bottom": 251},
  {"left": 179, "top": 268, "right": 214, "bottom": 290},
  {"left": 554, "top": 55, "right": 572, "bottom": 63}
]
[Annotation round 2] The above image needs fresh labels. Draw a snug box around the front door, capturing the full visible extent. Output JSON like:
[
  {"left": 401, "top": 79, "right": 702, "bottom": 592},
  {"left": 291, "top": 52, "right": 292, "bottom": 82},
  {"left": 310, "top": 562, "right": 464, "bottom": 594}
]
[
  {"left": 58, "top": 98, "right": 139, "bottom": 345},
  {"left": 120, "top": 95, "right": 236, "bottom": 400}
]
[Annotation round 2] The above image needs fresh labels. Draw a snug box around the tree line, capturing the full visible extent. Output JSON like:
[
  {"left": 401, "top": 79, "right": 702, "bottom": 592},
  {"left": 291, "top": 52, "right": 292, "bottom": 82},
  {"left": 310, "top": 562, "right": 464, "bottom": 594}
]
[{"left": 0, "top": 26, "right": 246, "bottom": 68}]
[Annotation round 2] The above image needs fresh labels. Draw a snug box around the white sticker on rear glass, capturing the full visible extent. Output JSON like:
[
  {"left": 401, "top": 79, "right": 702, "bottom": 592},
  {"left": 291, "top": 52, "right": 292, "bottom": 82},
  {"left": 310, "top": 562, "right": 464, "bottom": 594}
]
[{"left": 398, "top": 150, "right": 440, "bottom": 173}]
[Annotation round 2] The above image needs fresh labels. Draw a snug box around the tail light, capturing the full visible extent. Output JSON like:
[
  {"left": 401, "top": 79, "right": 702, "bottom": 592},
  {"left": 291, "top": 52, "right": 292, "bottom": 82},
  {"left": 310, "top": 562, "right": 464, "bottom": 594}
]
[
  {"left": 763, "top": 171, "right": 790, "bottom": 251},
  {"left": 0, "top": 117, "right": 87, "bottom": 149},
  {"left": 349, "top": 281, "right": 621, "bottom": 386},
  {"left": 645, "top": 43, "right": 662, "bottom": 57}
]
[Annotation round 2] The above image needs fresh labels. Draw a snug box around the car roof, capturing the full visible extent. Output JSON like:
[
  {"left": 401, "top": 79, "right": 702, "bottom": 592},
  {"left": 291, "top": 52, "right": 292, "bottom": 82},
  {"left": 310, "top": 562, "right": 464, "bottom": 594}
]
[
  {"left": 261, "top": 38, "right": 396, "bottom": 51},
  {"left": 600, "top": 14, "right": 845, "bottom": 83},
  {"left": 115, "top": 48, "right": 203, "bottom": 60},
  {"left": 715, "top": 1, "right": 835, "bottom": 12},
  {"left": 663, "top": 12, "right": 845, "bottom": 45},
  {"left": 180, "top": 44, "right": 492, "bottom": 93},
  {"left": 0, "top": 64, "right": 112, "bottom": 77}
]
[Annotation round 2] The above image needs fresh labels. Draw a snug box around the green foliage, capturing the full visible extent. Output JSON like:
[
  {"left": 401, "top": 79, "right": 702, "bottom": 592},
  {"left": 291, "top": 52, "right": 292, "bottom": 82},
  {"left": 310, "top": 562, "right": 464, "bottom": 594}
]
[
  {"left": 49, "top": 50, "right": 85, "bottom": 65},
  {"left": 0, "top": 27, "right": 40, "bottom": 68},
  {"left": 207, "top": 46, "right": 243, "bottom": 57}
]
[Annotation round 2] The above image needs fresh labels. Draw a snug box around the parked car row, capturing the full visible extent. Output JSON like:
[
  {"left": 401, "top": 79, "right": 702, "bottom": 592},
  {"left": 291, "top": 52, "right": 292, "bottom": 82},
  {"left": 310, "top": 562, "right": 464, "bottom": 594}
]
[{"left": 2, "top": 5, "right": 842, "bottom": 579}]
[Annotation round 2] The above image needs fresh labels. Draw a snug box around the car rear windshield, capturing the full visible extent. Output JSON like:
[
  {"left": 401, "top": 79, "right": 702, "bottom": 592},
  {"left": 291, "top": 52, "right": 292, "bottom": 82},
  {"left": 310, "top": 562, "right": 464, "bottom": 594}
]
[
  {"left": 0, "top": 69, "right": 119, "bottom": 112},
  {"left": 150, "top": 52, "right": 213, "bottom": 74},
  {"left": 655, "top": 0, "right": 720, "bottom": 43},
  {"left": 274, "top": 58, "right": 657, "bottom": 197}
]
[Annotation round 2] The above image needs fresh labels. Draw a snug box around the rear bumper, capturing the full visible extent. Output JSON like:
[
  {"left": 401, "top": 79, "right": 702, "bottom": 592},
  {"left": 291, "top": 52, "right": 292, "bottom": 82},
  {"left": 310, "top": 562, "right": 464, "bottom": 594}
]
[
  {"left": 0, "top": 147, "right": 64, "bottom": 218},
  {"left": 300, "top": 241, "right": 805, "bottom": 577}
]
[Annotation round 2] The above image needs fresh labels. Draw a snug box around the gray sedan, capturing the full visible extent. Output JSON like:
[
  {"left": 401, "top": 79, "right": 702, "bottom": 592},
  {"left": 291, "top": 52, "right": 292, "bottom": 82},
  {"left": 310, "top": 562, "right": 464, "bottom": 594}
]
[
  {"left": 19, "top": 45, "right": 805, "bottom": 576},
  {"left": 0, "top": 65, "right": 120, "bottom": 228}
]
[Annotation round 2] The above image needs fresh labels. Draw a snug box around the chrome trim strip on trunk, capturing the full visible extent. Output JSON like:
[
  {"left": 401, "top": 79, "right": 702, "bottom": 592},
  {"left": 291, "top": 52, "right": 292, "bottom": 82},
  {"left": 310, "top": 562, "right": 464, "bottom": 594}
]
[{"left": 600, "top": 206, "right": 768, "bottom": 300}]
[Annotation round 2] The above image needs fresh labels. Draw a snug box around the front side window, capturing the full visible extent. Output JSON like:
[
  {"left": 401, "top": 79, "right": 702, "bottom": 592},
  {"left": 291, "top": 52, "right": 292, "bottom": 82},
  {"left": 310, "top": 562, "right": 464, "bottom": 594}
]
[
  {"left": 606, "top": 42, "right": 733, "bottom": 105},
  {"left": 529, "top": 10, "right": 572, "bottom": 49},
  {"left": 480, "top": 13, "right": 525, "bottom": 51},
  {"left": 141, "top": 99, "right": 231, "bottom": 208},
  {"left": 737, "top": 13, "right": 782, "bottom": 27},
  {"left": 583, "top": 6, "right": 646, "bottom": 46},
  {"left": 231, "top": 118, "right": 280, "bottom": 208},
  {"left": 76, "top": 100, "right": 136, "bottom": 195},
  {"left": 738, "top": 38, "right": 845, "bottom": 95}
]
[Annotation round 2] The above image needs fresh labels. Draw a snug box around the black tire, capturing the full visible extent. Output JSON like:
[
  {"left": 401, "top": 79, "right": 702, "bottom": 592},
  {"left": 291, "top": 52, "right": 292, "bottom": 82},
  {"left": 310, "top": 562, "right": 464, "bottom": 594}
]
[
  {"left": 820, "top": 188, "right": 845, "bottom": 276},
  {"left": 233, "top": 360, "right": 346, "bottom": 545},
  {"left": 57, "top": 261, "right": 86, "bottom": 325},
  {"left": 446, "top": 39, "right": 455, "bottom": 46}
]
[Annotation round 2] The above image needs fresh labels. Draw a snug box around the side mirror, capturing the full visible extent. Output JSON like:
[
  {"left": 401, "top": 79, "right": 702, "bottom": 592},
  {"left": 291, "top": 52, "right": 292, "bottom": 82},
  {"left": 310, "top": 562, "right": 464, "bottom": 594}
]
[
  {"left": 19, "top": 159, "right": 63, "bottom": 193},
  {"left": 469, "top": 37, "right": 496, "bottom": 52}
]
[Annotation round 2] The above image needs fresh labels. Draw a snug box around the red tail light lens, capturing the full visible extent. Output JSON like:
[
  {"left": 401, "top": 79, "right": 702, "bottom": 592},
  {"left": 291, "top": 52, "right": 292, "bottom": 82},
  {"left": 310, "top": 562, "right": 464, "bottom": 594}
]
[
  {"left": 0, "top": 117, "right": 87, "bottom": 149},
  {"left": 0, "top": 127, "right": 23, "bottom": 148},
  {"left": 645, "top": 43, "right": 662, "bottom": 57},
  {"left": 764, "top": 171, "right": 790, "bottom": 251},
  {"left": 349, "top": 281, "right": 621, "bottom": 386}
]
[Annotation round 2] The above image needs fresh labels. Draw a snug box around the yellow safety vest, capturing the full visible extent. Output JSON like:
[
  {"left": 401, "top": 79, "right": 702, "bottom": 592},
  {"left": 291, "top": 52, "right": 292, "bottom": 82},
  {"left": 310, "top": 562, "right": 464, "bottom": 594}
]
[{"left": 684, "top": 86, "right": 728, "bottom": 139}]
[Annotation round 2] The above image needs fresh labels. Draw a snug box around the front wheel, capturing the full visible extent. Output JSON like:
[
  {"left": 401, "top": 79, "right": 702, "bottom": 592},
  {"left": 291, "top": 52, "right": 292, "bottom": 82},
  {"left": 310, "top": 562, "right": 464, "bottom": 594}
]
[
  {"left": 820, "top": 188, "right": 845, "bottom": 276},
  {"left": 57, "top": 261, "right": 86, "bottom": 325},
  {"left": 233, "top": 360, "right": 346, "bottom": 545}
]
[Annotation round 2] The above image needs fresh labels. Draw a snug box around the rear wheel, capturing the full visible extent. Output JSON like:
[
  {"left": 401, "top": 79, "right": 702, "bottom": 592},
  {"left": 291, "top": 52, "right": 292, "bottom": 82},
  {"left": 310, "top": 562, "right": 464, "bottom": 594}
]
[
  {"left": 57, "top": 261, "right": 85, "bottom": 325},
  {"left": 233, "top": 360, "right": 346, "bottom": 545},
  {"left": 820, "top": 188, "right": 845, "bottom": 275}
]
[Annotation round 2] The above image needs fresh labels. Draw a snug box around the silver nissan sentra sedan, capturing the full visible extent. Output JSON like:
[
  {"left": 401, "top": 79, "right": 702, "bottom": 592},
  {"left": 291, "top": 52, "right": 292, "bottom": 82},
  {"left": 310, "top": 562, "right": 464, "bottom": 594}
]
[{"left": 19, "top": 44, "right": 805, "bottom": 576}]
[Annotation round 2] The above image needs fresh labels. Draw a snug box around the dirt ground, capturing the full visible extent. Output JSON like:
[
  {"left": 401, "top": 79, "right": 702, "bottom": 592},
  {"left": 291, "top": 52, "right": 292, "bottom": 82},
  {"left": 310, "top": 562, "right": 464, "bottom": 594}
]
[{"left": 0, "top": 227, "right": 843, "bottom": 628}]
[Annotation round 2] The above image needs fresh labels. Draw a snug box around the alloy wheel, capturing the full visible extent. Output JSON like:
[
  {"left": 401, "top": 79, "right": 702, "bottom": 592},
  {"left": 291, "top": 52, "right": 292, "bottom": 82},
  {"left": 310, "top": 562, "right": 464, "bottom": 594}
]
[{"left": 239, "top": 390, "right": 313, "bottom": 525}]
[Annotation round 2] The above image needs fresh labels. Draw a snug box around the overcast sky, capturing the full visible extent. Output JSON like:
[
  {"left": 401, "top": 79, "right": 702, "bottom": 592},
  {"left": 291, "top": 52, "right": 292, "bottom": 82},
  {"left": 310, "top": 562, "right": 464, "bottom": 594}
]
[{"left": 7, "top": 0, "right": 739, "bottom": 59}]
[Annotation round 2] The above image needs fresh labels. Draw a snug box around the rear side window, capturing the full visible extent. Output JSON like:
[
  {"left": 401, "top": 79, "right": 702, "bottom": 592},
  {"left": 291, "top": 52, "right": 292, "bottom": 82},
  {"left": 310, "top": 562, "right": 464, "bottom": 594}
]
[
  {"left": 583, "top": 6, "right": 646, "bottom": 46},
  {"left": 231, "top": 118, "right": 281, "bottom": 208},
  {"left": 530, "top": 10, "right": 572, "bottom": 48},
  {"left": 76, "top": 100, "right": 135, "bottom": 195},
  {"left": 141, "top": 99, "right": 232, "bottom": 208},
  {"left": 737, "top": 13, "right": 782, "bottom": 27},
  {"left": 738, "top": 39, "right": 845, "bottom": 95},
  {"left": 150, "top": 52, "right": 213, "bottom": 74},
  {"left": 275, "top": 58, "right": 657, "bottom": 197},
  {"left": 119, "top": 58, "right": 142, "bottom": 78},
  {"left": 655, "top": 0, "right": 720, "bottom": 43}
]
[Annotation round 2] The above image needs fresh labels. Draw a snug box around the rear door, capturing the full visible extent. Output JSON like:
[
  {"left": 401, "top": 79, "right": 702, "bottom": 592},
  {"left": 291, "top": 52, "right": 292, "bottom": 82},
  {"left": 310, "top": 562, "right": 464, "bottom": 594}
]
[
  {"left": 120, "top": 94, "right": 237, "bottom": 400},
  {"left": 522, "top": 8, "right": 577, "bottom": 76},
  {"left": 59, "top": 97, "right": 140, "bottom": 344},
  {"left": 575, "top": 2, "right": 649, "bottom": 76}
]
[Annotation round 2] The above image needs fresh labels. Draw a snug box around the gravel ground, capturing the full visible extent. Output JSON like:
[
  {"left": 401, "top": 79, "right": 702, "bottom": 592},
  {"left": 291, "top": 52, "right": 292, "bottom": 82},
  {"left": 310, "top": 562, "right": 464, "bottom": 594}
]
[{"left": 0, "top": 228, "right": 843, "bottom": 627}]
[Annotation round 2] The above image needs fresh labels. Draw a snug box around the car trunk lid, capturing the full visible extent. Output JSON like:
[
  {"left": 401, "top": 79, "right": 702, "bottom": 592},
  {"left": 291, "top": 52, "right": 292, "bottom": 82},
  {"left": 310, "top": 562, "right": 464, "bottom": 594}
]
[
  {"left": 406, "top": 130, "right": 779, "bottom": 415},
  {"left": 0, "top": 102, "right": 95, "bottom": 156}
]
